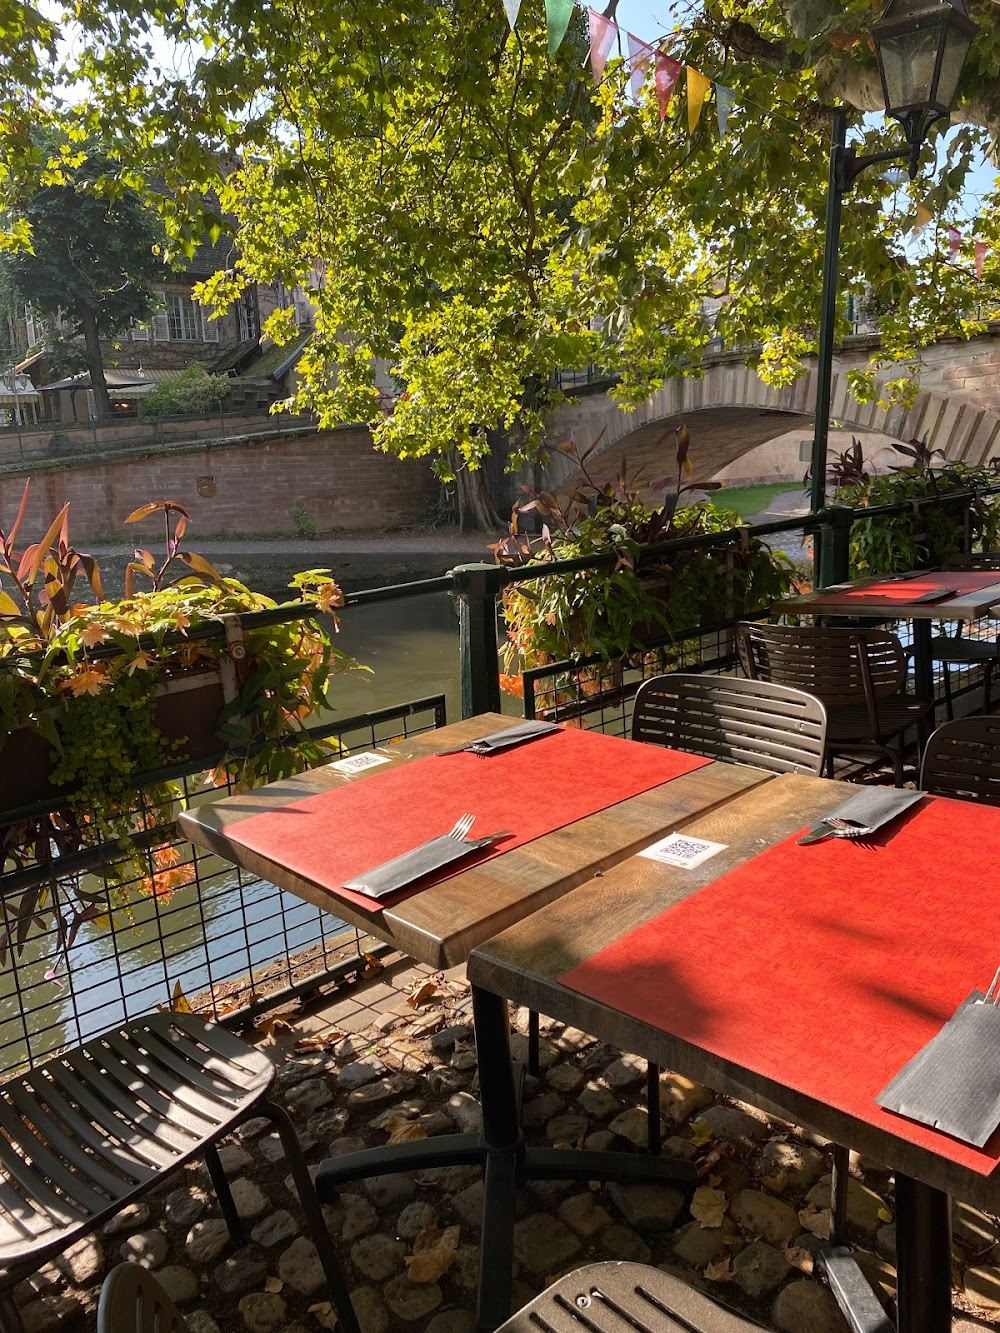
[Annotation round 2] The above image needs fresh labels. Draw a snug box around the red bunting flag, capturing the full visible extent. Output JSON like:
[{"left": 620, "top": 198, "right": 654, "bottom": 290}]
[
  {"left": 976, "top": 241, "right": 989, "bottom": 278},
  {"left": 654, "top": 53, "right": 682, "bottom": 120},
  {"left": 627, "top": 32, "right": 655, "bottom": 103},
  {"left": 947, "top": 225, "right": 962, "bottom": 258},
  {"left": 588, "top": 8, "right": 619, "bottom": 83}
]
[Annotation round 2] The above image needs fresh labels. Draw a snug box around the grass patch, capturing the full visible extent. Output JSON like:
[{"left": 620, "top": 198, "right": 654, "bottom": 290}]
[{"left": 709, "top": 481, "right": 802, "bottom": 519}]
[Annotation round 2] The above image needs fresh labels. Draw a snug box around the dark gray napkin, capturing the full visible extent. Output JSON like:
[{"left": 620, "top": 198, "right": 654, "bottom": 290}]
[
  {"left": 463, "top": 720, "right": 559, "bottom": 753},
  {"left": 344, "top": 834, "right": 488, "bottom": 900},
  {"left": 825, "top": 786, "right": 925, "bottom": 832},
  {"left": 877, "top": 991, "right": 1000, "bottom": 1146}
]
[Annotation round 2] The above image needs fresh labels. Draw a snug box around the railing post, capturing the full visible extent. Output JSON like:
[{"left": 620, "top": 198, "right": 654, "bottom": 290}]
[
  {"left": 452, "top": 563, "right": 503, "bottom": 719},
  {"left": 816, "top": 505, "right": 854, "bottom": 589}
]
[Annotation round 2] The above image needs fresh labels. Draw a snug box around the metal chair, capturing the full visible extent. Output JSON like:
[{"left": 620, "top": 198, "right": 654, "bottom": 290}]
[
  {"left": 920, "top": 714, "right": 1000, "bottom": 804},
  {"left": 926, "top": 555, "right": 1000, "bottom": 718},
  {"left": 0, "top": 1012, "right": 357, "bottom": 1333},
  {"left": 632, "top": 673, "right": 827, "bottom": 776},
  {"left": 737, "top": 622, "right": 933, "bottom": 785},
  {"left": 98, "top": 1263, "right": 187, "bottom": 1333},
  {"left": 495, "top": 1261, "right": 763, "bottom": 1332}
]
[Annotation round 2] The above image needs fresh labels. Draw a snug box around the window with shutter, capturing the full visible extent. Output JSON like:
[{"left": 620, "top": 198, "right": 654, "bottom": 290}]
[
  {"left": 24, "top": 304, "right": 37, "bottom": 348},
  {"left": 151, "top": 311, "right": 170, "bottom": 342},
  {"left": 201, "top": 304, "right": 220, "bottom": 342}
]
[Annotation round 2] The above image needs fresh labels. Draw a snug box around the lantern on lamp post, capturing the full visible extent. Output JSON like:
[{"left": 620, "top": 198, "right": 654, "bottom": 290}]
[{"left": 808, "top": 0, "right": 978, "bottom": 584}]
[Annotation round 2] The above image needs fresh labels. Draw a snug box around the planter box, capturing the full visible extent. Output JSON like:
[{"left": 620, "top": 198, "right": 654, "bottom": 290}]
[{"left": 0, "top": 670, "right": 230, "bottom": 814}]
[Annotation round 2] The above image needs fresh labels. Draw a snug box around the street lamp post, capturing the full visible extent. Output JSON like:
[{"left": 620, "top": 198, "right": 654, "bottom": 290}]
[{"left": 809, "top": 0, "right": 978, "bottom": 587}]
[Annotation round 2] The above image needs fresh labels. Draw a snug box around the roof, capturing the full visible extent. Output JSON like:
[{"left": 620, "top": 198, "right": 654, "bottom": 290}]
[
  {"left": 40, "top": 368, "right": 187, "bottom": 395},
  {"left": 241, "top": 332, "right": 310, "bottom": 380}
]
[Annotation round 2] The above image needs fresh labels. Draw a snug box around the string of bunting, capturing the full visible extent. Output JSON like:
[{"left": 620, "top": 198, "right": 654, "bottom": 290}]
[{"left": 501, "top": 0, "right": 993, "bottom": 271}]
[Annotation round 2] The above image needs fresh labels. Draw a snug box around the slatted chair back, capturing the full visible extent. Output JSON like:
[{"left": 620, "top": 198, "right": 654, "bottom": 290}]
[
  {"left": 496, "top": 1261, "right": 764, "bottom": 1332},
  {"left": 737, "top": 623, "right": 907, "bottom": 710},
  {"left": 944, "top": 552, "right": 1000, "bottom": 571},
  {"left": 98, "top": 1263, "right": 188, "bottom": 1333},
  {"left": 920, "top": 715, "right": 1000, "bottom": 805},
  {"left": 632, "top": 673, "right": 827, "bottom": 776}
]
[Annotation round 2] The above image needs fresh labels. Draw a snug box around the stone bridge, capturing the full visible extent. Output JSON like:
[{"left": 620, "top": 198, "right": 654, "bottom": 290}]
[{"left": 542, "top": 331, "right": 1000, "bottom": 496}]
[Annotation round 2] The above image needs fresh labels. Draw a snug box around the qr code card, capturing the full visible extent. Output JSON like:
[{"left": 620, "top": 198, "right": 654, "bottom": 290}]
[
  {"left": 638, "top": 832, "right": 727, "bottom": 870},
  {"left": 329, "top": 752, "right": 393, "bottom": 775}
]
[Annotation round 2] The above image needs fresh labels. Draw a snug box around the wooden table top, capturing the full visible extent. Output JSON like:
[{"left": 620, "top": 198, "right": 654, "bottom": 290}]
[
  {"left": 778, "top": 574, "right": 1000, "bottom": 621},
  {"left": 178, "top": 714, "right": 771, "bottom": 969},
  {"left": 468, "top": 771, "right": 1000, "bottom": 1208}
]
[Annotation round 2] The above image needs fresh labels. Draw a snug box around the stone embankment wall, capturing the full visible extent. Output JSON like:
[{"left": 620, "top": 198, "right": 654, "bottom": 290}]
[{"left": 0, "top": 426, "right": 438, "bottom": 540}]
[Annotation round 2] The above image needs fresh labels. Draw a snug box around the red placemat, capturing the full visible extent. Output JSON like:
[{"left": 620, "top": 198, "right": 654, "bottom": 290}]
[
  {"left": 229, "top": 727, "right": 710, "bottom": 911},
  {"left": 817, "top": 571, "right": 1000, "bottom": 605},
  {"left": 560, "top": 794, "right": 1000, "bottom": 1172}
]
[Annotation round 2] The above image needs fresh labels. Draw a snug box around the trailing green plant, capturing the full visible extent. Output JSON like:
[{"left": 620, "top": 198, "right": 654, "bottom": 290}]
[
  {"left": 0, "top": 484, "right": 363, "bottom": 968},
  {"left": 826, "top": 438, "right": 1000, "bottom": 576},
  {"left": 495, "top": 429, "right": 794, "bottom": 698},
  {"left": 141, "top": 365, "right": 230, "bottom": 417}
]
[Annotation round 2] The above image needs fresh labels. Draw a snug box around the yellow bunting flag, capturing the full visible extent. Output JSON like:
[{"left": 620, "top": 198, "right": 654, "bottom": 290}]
[
  {"left": 686, "top": 67, "right": 711, "bottom": 134},
  {"left": 914, "top": 202, "right": 933, "bottom": 233}
]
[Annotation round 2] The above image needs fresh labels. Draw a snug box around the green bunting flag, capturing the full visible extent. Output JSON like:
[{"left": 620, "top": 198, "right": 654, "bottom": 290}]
[
  {"left": 545, "top": 0, "right": 574, "bottom": 54},
  {"left": 502, "top": 0, "right": 521, "bottom": 29},
  {"left": 715, "top": 84, "right": 736, "bottom": 139}
]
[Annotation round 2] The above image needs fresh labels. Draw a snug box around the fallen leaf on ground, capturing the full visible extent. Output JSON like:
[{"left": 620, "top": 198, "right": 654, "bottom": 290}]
[
  {"left": 294, "top": 1035, "right": 339, "bottom": 1052},
  {"left": 696, "top": 1148, "right": 722, "bottom": 1177},
  {"left": 265, "top": 1276, "right": 283, "bottom": 1293},
  {"left": 361, "top": 953, "right": 383, "bottom": 979},
  {"left": 798, "top": 1203, "right": 831, "bottom": 1239},
  {"left": 405, "top": 1223, "right": 461, "bottom": 1283},
  {"left": 407, "top": 978, "right": 439, "bottom": 1008},
  {"left": 689, "top": 1119, "right": 714, "bottom": 1147},
  {"left": 877, "top": 1205, "right": 893, "bottom": 1223},
  {"left": 309, "top": 1302, "right": 338, "bottom": 1329},
  {"left": 170, "top": 981, "right": 193, "bottom": 1013},
  {"left": 760, "top": 1169, "right": 789, "bottom": 1194},
  {"left": 704, "top": 1258, "right": 734, "bottom": 1282},
  {"left": 384, "top": 1116, "right": 429, "bottom": 1145},
  {"left": 784, "top": 1245, "right": 815, "bottom": 1273},
  {"left": 690, "top": 1186, "right": 728, "bottom": 1228},
  {"left": 255, "top": 1014, "right": 294, "bottom": 1042}
]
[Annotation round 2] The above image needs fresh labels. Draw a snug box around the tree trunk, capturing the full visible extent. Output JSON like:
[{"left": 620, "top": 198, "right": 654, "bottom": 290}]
[
  {"left": 454, "top": 459, "right": 505, "bottom": 532},
  {"left": 78, "top": 303, "right": 111, "bottom": 419}
]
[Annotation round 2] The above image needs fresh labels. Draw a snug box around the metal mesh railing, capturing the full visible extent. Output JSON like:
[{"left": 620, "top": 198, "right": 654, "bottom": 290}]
[{"left": 0, "top": 695, "right": 446, "bottom": 1076}]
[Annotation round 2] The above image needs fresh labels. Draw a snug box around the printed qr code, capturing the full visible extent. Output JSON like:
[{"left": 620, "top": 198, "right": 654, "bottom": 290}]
[
  {"left": 663, "top": 837, "right": 711, "bottom": 860},
  {"left": 350, "top": 753, "right": 386, "bottom": 768}
]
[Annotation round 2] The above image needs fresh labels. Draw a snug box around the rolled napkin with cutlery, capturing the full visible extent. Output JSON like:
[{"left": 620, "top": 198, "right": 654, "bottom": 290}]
[
  {"left": 344, "top": 826, "right": 512, "bottom": 899},
  {"left": 798, "top": 787, "right": 925, "bottom": 844},
  {"left": 440, "top": 719, "right": 560, "bottom": 756}
]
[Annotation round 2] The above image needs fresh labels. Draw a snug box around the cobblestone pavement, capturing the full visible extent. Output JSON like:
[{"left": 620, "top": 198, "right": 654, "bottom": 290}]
[{"left": 16, "top": 956, "right": 1000, "bottom": 1333}]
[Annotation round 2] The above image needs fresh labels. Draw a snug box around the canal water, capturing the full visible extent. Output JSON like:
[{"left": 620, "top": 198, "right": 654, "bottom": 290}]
[{"left": 0, "top": 548, "right": 493, "bottom": 1070}]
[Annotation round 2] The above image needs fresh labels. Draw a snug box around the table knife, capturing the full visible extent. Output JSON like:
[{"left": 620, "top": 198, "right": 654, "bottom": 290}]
[{"left": 797, "top": 821, "right": 835, "bottom": 846}]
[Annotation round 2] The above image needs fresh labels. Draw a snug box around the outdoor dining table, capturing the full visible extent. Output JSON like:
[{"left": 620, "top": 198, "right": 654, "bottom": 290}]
[
  {"left": 469, "top": 770, "right": 1000, "bottom": 1333},
  {"left": 777, "top": 568, "right": 1000, "bottom": 702},
  {"left": 178, "top": 711, "right": 772, "bottom": 1331}
]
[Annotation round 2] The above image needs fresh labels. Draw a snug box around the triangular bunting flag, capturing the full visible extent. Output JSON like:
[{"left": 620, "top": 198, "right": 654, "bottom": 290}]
[
  {"left": 588, "top": 8, "right": 619, "bottom": 83},
  {"left": 654, "top": 54, "right": 682, "bottom": 120},
  {"left": 687, "top": 67, "right": 711, "bottom": 134},
  {"left": 976, "top": 240, "right": 989, "bottom": 278},
  {"left": 947, "top": 225, "right": 961, "bottom": 258},
  {"left": 502, "top": 0, "right": 521, "bottom": 30},
  {"left": 715, "top": 84, "right": 736, "bottom": 139},
  {"left": 545, "top": 0, "right": 574, "bottom": 55},
  {"left": 627, "top": 32, "right": 655, "bottom": 103},
  {"left": 914, "top": 203, "right": 933, "bottom": 233}
]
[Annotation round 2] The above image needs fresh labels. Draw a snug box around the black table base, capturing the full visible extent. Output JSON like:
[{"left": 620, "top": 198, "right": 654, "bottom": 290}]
[{"left": 315, "top": 987, "right": 698, "bottom": 1332}]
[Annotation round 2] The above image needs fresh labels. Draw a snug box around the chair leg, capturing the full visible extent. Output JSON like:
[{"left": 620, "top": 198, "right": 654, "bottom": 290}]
[
  {"left": 203, "top": 1141, "right": 244, "bottom": 1245},
  {"left": 830, "top": 1143, "right": 851, "bottom": 1247},
  {"left": 646, "top": 1063, "right": 661, "bottom": 1155},
  {"left": 527, "top": 1010, "right": 540, "bottom": 1078},
  {"left": 985, "top": 662, "right": 994, "bottom": 713},
  {"left": 261, "top": 1101, "right": 361, "bottom": 1333},
  {"left": 942, "top": 664, "right": 954, "bottom": 721}
]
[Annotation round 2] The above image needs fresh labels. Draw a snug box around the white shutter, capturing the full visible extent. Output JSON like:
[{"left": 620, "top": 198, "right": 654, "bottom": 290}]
[
  {"left": 130, "top": 322, "right": 150, "bottom": 341},
  {"left": 151, "top": 311, "right": 170, "bottom": 342},
  {"left": 200, "top": 303, "right": 220, "bottom": 342},
  {"left": 24, "top": 304, "right": 37, "bottom": 347}
]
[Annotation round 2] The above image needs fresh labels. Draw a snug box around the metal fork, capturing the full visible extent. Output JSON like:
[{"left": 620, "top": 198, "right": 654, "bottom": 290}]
[
  {"left": 448, "top": 814, "right": 476, "bottom": 841},
  {"left": 826, "top": 817, "right": 876, "bottom": 838}
]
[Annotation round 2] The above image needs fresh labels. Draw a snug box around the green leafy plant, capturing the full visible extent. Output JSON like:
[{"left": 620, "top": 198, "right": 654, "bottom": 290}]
[
  {"left": 828, "top": 439, "right": 1000, "bottom": 575},
  {"left": 496, "top": 429, "right": 794, "bottom": 698},
  {"left": 0, "top": 484, "right": 363, "bottom": 968},
  {"left": 142, "top": 365, "right": 230, "bottom": 417}
]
